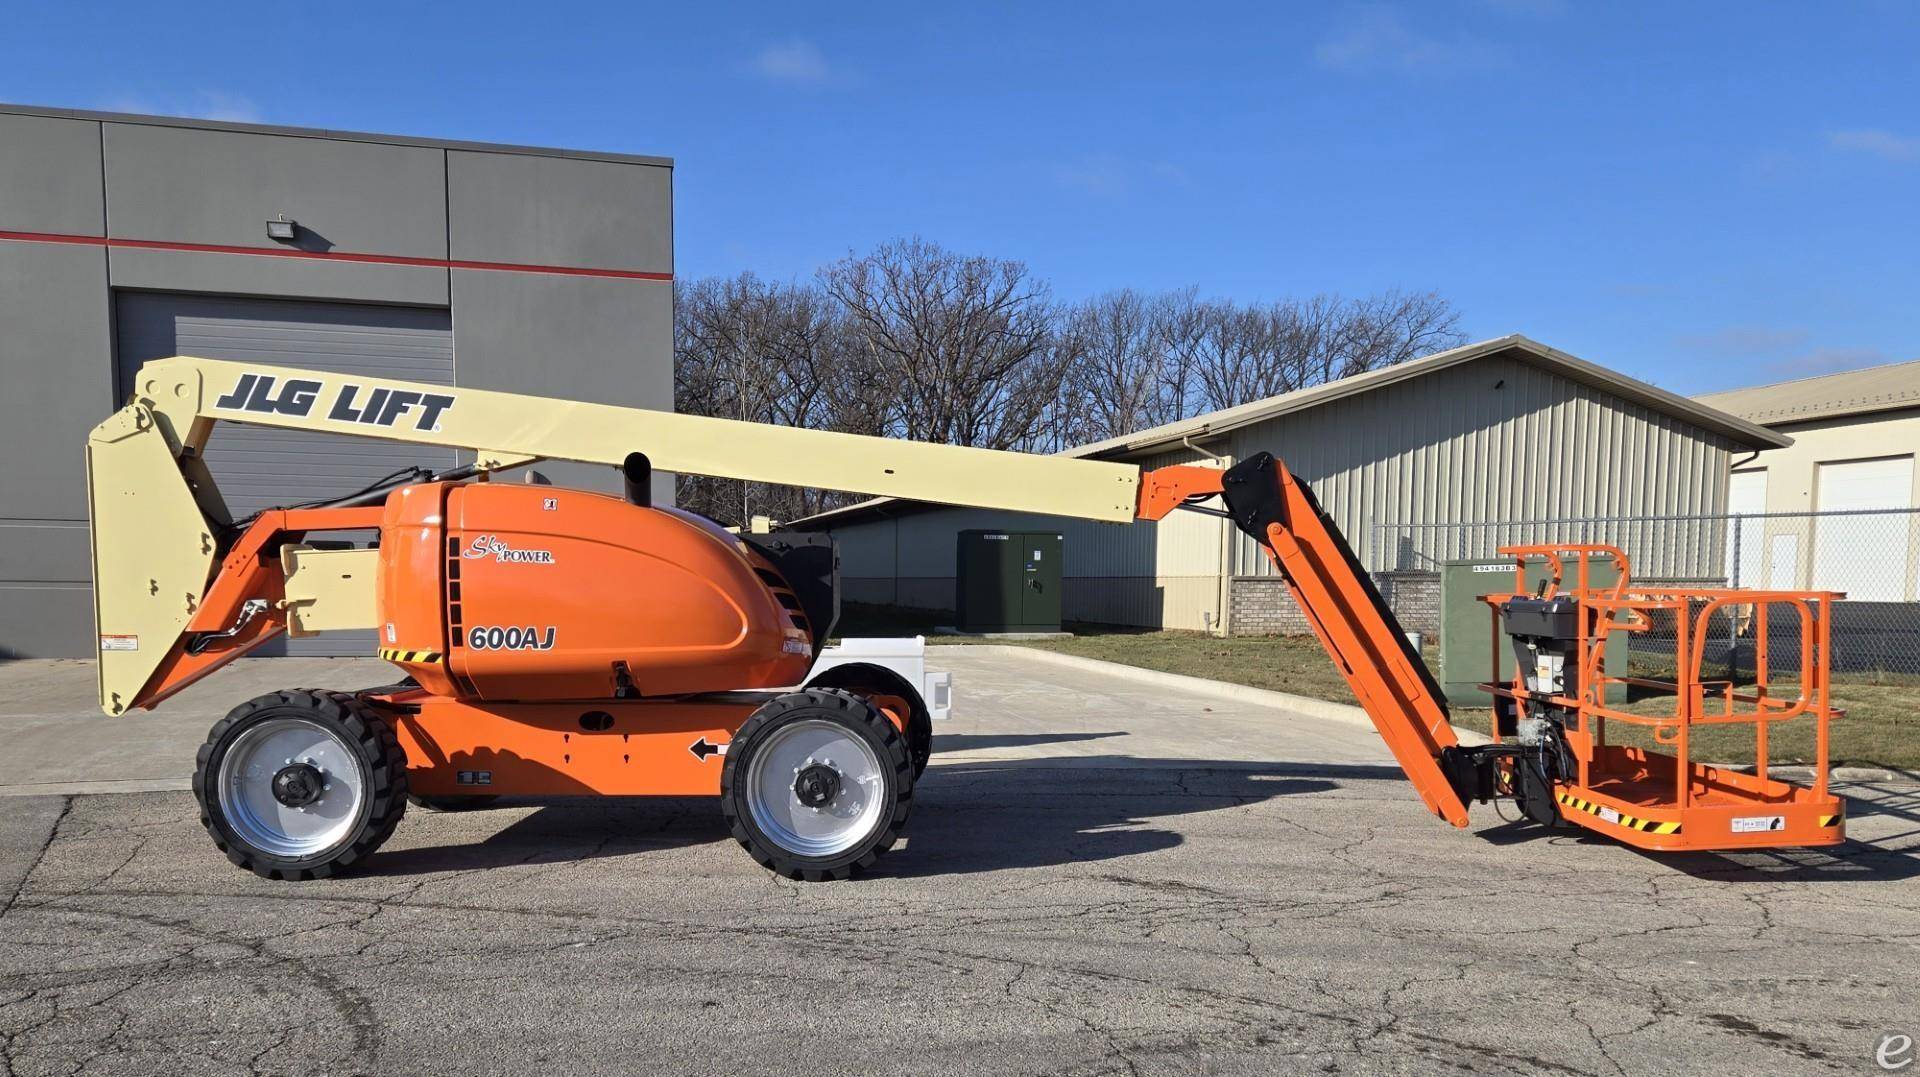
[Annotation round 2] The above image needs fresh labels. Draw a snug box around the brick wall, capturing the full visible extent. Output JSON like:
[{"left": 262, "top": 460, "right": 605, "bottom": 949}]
[
  {"left": 1228, "top": 572, "right": 1440, "bottom": 636},
  {"left": 1374, "top": 571, "right": 1439, "bottom": 635},
  {"left": 1228, "top": 577, "right": 1310, "bottom": 635}
]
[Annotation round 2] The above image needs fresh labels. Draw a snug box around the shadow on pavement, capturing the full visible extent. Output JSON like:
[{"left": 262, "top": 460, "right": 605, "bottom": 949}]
[
  {"left": 361, "top": 795, "right": 717, "bottom": 879},
  {"left": 1639, "top": 786, "right": 1920, "bottom": 882},
  {"left": 931, "top": 731, "right": 1125, "bottom": 752},
  {"left": 1646, "top": 842, "right": 1920, "bottom": 883},
  {"left": 362, "top": 758, "right": 1388, "bottom": 879},
  {"left": 1472, "top": 792, "right": 1920, "bottom": 883},
  {"left": 889, "top": 759, "right": 1356, "bottom": 877}
]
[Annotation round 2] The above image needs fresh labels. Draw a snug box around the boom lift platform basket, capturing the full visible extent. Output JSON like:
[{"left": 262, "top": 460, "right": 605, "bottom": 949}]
[
  {"left": 1450, "top": 545, "right": 1844, "bottom": 850},
  {"left": 87, "top": 357, "right": 1847, "bottom": 880}
]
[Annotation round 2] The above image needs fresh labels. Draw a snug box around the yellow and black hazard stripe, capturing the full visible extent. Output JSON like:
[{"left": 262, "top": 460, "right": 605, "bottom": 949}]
[
  {"left": 1817, "top": 812, "right": 1843, "bottom": 828},
  {"left": 1556, "top": 791, "right": 1682, "bottom": 835},
  {"left": 378, "top": 647, "right": 443, "bottom": 664}
]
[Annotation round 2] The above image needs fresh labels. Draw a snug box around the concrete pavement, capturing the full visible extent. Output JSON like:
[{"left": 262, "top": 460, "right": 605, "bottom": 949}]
[{"left": 1, "top": 648, "right": 1916, "bottom": 1075}]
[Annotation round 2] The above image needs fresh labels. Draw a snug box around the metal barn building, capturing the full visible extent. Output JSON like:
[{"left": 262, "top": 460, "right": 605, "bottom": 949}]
[
  {"left": 793, "top": 336, "right": 1787, "bottom": 635},
  {"left": 0, "top": 103, "right": 674, "bottom": 658}
]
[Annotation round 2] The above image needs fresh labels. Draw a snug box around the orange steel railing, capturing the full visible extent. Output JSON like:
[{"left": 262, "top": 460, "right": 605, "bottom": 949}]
[{"left": 1482, "top": 544, "right": 1838, "bottom": 809}]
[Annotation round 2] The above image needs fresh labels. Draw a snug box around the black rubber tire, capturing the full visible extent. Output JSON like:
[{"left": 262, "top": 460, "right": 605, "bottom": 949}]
[
  {"left": 907, "top": 716, "right": 931, "bottom": 780},
  {"left": 408, "top": 794, "right": 500, "bottom": 812},
  {"left": 193, "top": 690, "right": 409, "bottom": 881},
  {"left": 803, "top": 666, "right": 933, "bottom": 778},
  {"left": 721, "top": 688, "right": 913, "bottom": 881}
]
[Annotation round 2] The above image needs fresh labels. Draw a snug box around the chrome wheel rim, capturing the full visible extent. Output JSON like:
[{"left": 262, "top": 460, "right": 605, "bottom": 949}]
[
  {"left": 216, "top": 717, "right": 368, "bottom": 859},
  {"left": 744, "top": 719, "right": 887, "bottom": 858}
]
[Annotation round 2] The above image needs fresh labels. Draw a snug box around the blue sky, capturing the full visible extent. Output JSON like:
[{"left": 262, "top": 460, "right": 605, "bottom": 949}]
[{"left": 4, "top": 1, "right": 1915, "bottom": 395}]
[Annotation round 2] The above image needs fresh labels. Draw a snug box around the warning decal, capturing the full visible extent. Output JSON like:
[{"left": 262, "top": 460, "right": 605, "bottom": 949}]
[{"left": 1556, "top": 791, "right": 1681, "bottom": 835}]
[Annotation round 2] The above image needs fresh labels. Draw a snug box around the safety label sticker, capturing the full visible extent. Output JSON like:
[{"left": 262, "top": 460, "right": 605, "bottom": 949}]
[
  {"left": 1731, "top": 815, "right": 1786, "bottom": 833},
  {"left": 99, "top": 635, "right": 138, "bottom": 652}
]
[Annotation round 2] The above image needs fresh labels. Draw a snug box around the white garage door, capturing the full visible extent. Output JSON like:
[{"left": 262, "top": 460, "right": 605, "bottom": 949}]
[
  {"left": 1725, "top": 469, "right": 1767, "bottom": 587},
  {"left": 115, "top": 293, "right": 455, "bottom": 655},
  {"left": 1813, "top": 455, "right": 1914, "bottom": 601}
]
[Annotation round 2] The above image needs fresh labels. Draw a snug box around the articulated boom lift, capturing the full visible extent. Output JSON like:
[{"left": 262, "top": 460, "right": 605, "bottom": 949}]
[{"left": 89, "top": 357, "right": 1843, "bottom": 880}]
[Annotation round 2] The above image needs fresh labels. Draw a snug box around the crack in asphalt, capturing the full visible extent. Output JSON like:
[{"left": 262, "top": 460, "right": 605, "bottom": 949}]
[{"left": 0, "top": 797, "right": 70, "bottom": 923}]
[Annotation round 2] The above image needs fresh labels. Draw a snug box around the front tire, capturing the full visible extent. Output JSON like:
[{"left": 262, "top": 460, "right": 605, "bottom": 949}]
[
  {"left": 721, "top": 688, "right": 912, "bottom": 881},
  {"left": 193, "top": 690, "right": 408, "bottom": 880}
]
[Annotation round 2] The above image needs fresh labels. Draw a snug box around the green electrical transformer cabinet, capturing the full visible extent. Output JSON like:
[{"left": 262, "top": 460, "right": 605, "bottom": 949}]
[
  {"left": 956, "top": 530, "right": 1063, "bottom": 632},
  {"left": 1438, "top": 555, "right": 1628, "bottom": 706}
]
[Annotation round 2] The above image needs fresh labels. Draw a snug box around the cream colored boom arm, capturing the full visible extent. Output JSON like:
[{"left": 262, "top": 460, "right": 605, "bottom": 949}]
[
  {"left": 125, "top": 356, "right": 1142, "bottom": 517},
  {"left": 89, "top": 356, "right": 1144, "bottom": 711}
]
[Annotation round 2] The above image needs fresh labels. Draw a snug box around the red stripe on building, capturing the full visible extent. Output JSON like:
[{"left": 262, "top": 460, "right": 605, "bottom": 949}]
[{"left": 0, "top": 230, "right": 672, "bottom": 282}]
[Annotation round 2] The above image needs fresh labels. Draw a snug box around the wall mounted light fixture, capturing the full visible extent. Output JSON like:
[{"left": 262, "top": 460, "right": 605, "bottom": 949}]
[{"left": 265, "top": 215, "right": 298, "bottom": 241}]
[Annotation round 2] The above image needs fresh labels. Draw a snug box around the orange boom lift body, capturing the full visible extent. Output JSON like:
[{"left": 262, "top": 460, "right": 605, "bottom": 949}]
[{"left": 90, "top": 358, "right": 1843, "bottom": 880}]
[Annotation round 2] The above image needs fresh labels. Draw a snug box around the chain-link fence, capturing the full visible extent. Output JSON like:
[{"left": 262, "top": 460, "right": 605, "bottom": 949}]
[{"left": 1371, "top": 508, "right": 1920, "bottom": 676}]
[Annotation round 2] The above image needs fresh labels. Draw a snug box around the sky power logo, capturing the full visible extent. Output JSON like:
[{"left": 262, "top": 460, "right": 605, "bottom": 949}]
[{"left": 462, "top": 535, "right": 556, "bottom": 565}]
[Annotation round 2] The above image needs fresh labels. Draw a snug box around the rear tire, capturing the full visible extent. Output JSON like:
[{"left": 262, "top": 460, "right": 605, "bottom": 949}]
[
  {"left": 721, "top": 688, "right": 912, "bottom": 881},
  {"left": 193, "top": 690, "right": 408, "bottom": 880}
]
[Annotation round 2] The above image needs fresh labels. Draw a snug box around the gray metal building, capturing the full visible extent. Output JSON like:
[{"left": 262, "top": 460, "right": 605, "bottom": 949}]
[
  {"left": 0, "top": 103, "right": 674, "bottom": 658},
  {"left": 795, "top": 336, "right": 1790, "bottom": 634}
]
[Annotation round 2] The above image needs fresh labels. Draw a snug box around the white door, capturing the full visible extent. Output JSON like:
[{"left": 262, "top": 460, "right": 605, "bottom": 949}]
[
  {"left": 1813, "top": 456, "right": 1914, "bottom": 600},
  {"left": 1725, "top": 469, "right": 1767, "bottom": 588}
]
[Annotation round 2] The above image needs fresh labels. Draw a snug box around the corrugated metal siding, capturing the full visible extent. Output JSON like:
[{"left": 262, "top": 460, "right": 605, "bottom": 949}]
[
  {"left": 115, "top": 293, "right": 457, "bottom": 518},
  {"left": 828, "top": 352, "right": 1743, "bottom": 622},
  {"left": 1226, "top": 353, "right": 1738, "bottom": 577},
  {"left": 830, "top": 446, "right": 1228, "bottom": 629},
  {"left": 832, "top": 522, "right": 899, "bottom": 579}
]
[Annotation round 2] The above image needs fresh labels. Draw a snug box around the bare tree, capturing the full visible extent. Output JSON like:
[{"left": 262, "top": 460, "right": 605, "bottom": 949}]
[
  {"left": 822, "top": 237, "right": 1067, "bottom": 452},
  {"left": 674, "top": 274, "right": 848, "bottom": 524},
  {"left": 1152, "top": 288, "right": 1210, "bottom": 423},
  {"left": 672, "top": 238, "right": 1468, "bottom": 526},
  {"left": 1324, "top": 290, "right": 1463, "bottom": 378},
  {"left": 1155, "top": 289, "right": 1464, "bottom": 413},
  {"left": 1056, "top": 290, "right": 1184, "bottom": 444},
  {"left": 1188, "top": 301, "right": 1280, "bottom": 412}
]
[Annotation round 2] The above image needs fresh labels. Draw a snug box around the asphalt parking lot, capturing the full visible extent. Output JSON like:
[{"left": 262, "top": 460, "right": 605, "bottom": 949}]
[{"left": 2, "top": 649, "right": 1916, "bottom": 1075}]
